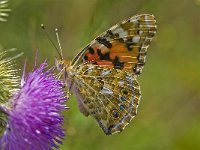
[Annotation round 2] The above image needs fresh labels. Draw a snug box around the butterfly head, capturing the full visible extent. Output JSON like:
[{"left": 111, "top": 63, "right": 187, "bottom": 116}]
[{"left": 55, "top": 57, "right": 70, "bottom": 71}]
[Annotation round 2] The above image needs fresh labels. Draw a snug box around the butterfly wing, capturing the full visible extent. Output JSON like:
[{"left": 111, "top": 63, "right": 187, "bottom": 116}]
[
  {"left": 68, "top": 14, "right": 156, "bottom": 134},
  {"left": 71, "top": 14, "right": 157, "bottom": 75},
  {"left": 72, "top": 63, "right": 141, "bottom": 135}
]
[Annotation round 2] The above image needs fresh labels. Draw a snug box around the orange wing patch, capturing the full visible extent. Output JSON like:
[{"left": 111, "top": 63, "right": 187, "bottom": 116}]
[
  {"left": 83, "top": 40, "right": 142, "bottom": 72},
  {"left": 72, "top": 14, "right": 157, "bottom": 75},
  {"left": 110, "top": 42, "right": 138, "bottom": 63}
]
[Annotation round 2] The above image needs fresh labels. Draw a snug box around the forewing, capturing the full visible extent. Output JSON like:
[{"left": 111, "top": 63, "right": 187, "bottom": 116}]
[
  {"left": 71, "top": 14, "right": 157, "bottom": 75},
  {"left": 72, "top": 63, "right": 141, "bottom": 135}
]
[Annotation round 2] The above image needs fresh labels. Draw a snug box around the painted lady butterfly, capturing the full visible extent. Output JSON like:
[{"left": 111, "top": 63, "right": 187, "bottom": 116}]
[{"left": 55, "top": 14, "right": 157, "bottom": 135}]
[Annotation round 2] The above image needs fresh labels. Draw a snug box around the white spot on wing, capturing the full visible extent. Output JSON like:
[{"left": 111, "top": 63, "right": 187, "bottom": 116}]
[
  {"left": 132, "top": 36, "right": 140, "bottom": 43},
  {"left": 112, "top": 27, "right": 124, "bottom": 34},
  {"left": 118, "top": 81, "right": 124, "bottom": 86},
  {"left": 130, "top": 20, "right": 138, "bottom": 24},
  {"left": 139, "top": 30, "right": 143, "bottom": 35},
  {"left": 118, "top": 31, "right": 128, "bottom": 38},
  {"left": 126, "top": 74, "right": 132, "bottom": 83},
  {"left": 101, "top": 70, "right": 111, "bottom": 76},
  {"left": 87, "top": 65, "right": 95, "bottom": 74},
  {"left": 101, "top": 86, "right": 113, "bottom": 95}
]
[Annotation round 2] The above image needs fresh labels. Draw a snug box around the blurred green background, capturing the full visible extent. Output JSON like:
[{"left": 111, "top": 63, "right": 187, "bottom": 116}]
[{"left": 0, "top": 0, "right": 200, "bottom": 150}]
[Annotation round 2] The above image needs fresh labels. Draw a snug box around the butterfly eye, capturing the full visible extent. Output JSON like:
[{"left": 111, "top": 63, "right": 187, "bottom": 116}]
[
  {"left": 55, "top": 58, "right": 64, "bottom": 71},
  {"left": 58, "top": 63, "right": 63, "bottom": 70},
  {"left": 56, "top": 63, "right": 63, "bottom": 70}
]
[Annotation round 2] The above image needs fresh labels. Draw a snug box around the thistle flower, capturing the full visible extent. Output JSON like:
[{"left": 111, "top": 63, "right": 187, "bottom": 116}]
[
  {"left": 0, "top": 0, "right": 11, "bottom": 22},
  {"left": 0, "top": 61, "right": 68, "bottom": 150}
]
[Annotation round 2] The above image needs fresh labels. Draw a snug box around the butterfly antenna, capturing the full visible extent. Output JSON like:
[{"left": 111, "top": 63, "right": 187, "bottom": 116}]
[
  {"left": 40, "top": 24, "right": 62, "bottom": 59},
  {"left": 55, "top": 28, "right": 63, "bottom": 60}
]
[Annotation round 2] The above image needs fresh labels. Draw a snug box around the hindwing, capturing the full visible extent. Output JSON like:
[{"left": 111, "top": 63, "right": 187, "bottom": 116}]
[{"left": 72, "top": 63, "right": 141, "bottom": 135}]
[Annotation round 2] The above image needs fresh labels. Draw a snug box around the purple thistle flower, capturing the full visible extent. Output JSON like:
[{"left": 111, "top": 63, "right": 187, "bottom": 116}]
[{"left": 0, "top": 62, "right": 68, "bottom": 150}]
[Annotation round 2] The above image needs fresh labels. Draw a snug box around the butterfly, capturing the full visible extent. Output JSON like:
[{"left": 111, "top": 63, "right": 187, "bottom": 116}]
[{"left": 55, "top": 14, "right": 157, "bottom": 135}]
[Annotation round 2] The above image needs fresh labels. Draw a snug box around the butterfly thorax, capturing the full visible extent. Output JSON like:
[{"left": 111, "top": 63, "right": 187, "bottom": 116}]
[
  {"left": 63, "top": 65, "right": 75, "bottom": 90},
  {"left": 55, "top": 58, "right": 74, "bottom": 89}
]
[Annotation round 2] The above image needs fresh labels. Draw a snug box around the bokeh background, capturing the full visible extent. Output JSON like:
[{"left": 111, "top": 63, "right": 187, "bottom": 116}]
[{"left": 0, "top": 0, "right": 200, "bottom": 150}]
